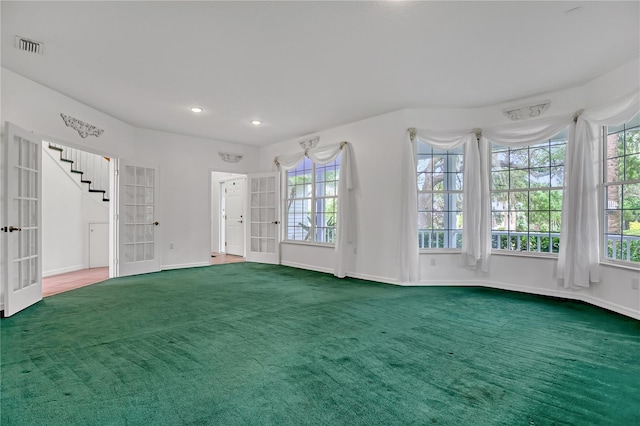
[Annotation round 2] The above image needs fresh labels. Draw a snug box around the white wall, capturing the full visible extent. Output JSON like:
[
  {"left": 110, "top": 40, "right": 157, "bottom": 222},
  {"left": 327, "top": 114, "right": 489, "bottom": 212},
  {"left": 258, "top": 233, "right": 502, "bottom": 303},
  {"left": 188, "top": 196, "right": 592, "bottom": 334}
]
[
  {"left": 41, "top": 144, "right": 109, "bottom": 276},
  {"left": 133, "top": 128, "right": 258, "bottom": 270},
  {"left": 259, "top": 58, "right": 640, "bottom": 319}
]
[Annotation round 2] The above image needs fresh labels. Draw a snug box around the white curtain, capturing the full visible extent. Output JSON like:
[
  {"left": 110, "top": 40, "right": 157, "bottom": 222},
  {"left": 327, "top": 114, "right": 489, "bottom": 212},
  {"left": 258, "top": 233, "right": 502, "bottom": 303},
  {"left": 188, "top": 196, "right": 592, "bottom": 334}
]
[
  {"left": 399, "top": 132, "right": 419, "bottom": 283},
  {"left": 275, "top": 142, "right": 355, "bottom": 278},
  {"left": 399, "top": 128, "right": 484, "bottom": 283},
  {"left": 558, "top": 92, "right": 640, "bottom": 288}
]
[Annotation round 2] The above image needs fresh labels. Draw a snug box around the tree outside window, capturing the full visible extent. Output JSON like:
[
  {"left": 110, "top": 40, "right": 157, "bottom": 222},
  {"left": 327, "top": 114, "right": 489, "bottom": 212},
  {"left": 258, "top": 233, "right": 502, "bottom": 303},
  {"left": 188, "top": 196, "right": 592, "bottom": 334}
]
[{"left": 490, "top": 131, "right": 567, "bottom": 253}]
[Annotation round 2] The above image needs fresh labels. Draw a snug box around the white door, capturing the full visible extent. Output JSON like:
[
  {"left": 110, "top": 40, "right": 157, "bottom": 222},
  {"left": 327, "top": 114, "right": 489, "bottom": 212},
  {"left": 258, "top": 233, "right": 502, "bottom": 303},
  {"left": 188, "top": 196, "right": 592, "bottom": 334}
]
[
  {"left": 246, "top": 172, "right": 280, "bottom": 264},
  {"left": 118, "top": 161, "right": 160, "bottom": 277},
  {"left": 224, "top": 178, "right": 245, "bottom": 256},
  {"left": 2, "top": 123, "right": 42, "bottom": 316},
  {"left": 89, "top": 222, "right": 109, "bottom": 268}
]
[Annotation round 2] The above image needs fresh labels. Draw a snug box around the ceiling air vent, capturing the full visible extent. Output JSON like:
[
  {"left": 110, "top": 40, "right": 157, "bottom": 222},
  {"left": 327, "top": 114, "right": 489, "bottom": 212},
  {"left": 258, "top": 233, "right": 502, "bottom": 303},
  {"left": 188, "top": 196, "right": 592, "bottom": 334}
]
[{"left": 15, "top": 36, "right": 43, "bottom": 55}]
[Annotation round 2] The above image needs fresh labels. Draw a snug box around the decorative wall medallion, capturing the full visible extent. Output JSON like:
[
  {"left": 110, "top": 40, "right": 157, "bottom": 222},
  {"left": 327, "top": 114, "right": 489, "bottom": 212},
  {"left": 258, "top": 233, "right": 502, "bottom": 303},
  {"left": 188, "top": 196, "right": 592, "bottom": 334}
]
[
  {"left": 503, "top": 101, "right": 551, "bottom": 121},
  {"left": 298, "top": 136, "right": 319, "bottom": 151},
  {"left": 60, "top": 113, "right": 104, "bottom": 138},
  {"left": 218, "top": 152, "right": 243, "bottom": 163}
]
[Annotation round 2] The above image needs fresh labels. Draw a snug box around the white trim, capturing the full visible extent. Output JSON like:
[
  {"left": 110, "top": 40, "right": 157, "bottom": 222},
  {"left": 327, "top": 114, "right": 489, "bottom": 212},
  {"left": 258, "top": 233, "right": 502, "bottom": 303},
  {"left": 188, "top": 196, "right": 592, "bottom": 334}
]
[
  {"left": 43, "top": 264, "right": 84, "bottom": 278},
  {"left": 580, "top": 294, "right": 640, "bottom": 321},
  {"left": 281, "top": 241, "right": 335, "bottom": 249},
  {"left": 289, "top": 267, "right": 640, "bottom": 320},
  {"left": 280, "top": 260, "right": 333, "bottom": 275},
  {"left": 345, "top": 272, "right": 400, "bottom": 286},
  {"left": 161, "top": 262, "right": 211, "bottom": 271},
  {"left": 491, "top": 250, "right": 559, "bottom": 260},
  {"left": 599, "top": 259, "right": 640, "bottom": 272}
]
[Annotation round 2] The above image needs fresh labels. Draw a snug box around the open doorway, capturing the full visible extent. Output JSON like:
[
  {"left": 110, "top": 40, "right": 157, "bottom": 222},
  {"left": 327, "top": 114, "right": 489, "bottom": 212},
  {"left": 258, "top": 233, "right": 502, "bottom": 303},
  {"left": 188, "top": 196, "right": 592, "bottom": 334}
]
[
  {"left": 41, "top": 141, "right": 112, "bottom": 296},
  {"left": 211, "top": 171, "right": 247, "bottom": 264}
]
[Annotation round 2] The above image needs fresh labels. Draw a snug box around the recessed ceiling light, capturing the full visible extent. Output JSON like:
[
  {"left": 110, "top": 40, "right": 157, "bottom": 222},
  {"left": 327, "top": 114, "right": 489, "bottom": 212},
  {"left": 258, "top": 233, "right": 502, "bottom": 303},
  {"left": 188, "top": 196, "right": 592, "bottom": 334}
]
[
  {"left": 190, "top": 107, "right": 203, "bottom": 113},
  {"left": 250, "top": 120, "right": 262, "bottom": 126}
]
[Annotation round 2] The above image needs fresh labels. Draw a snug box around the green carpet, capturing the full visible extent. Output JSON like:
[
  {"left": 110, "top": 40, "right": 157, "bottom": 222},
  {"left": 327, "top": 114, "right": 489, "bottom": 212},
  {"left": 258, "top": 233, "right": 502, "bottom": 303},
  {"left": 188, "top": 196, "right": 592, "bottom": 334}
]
[{"left": 2, "top": 264, "right": 639, "bottom": 425}]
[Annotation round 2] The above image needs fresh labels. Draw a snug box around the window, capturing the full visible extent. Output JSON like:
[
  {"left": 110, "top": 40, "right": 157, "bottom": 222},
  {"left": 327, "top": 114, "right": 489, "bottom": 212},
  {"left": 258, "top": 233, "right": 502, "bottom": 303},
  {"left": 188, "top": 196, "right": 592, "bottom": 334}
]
[
  {"left": 490, "top": 131, "right": 567, "bottom": 253},
  {"left": 604, "top": 113, "right": 640, "bottom": 263},
  {"left": 285, "top": 156, "right": 340, "bottom": 244},
  {"left": 417, "top": 142, "right": 463, "bottom": 249}
]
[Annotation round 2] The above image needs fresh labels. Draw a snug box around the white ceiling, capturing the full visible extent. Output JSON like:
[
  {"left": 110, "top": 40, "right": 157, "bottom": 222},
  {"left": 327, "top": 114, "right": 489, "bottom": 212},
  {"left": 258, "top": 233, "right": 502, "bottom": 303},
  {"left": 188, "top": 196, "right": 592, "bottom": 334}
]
[{"left": 2, "top": 1, "right": 638, "bottom": 146}]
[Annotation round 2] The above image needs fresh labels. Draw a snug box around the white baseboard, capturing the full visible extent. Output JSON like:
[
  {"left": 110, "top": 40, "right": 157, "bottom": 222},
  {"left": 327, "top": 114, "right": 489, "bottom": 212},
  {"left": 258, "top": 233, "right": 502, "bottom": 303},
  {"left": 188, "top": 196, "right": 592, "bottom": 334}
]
[
  {"left": 280, "top": 261, "right": 334, "bottom": 275},
  {"left": 414, "top": 278, "right": 640, "bottom": 320},
  {"left": 579, "top": 294, "right": 640, "bottom": 320},
  {"left": 345, "top": 272, "right": 400, "bottom": 286},
  {"left": 43, "top": 264, "right": 84, "bottom": 277},
  {"left": 161, "top": 262, "right": 210, "bottom": 271}
]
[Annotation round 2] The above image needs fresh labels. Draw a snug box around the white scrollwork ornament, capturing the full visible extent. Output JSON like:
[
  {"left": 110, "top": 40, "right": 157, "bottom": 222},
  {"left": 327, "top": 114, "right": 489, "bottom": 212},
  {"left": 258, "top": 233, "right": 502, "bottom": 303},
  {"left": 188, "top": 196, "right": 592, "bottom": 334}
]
[
  {"left": 60, "top": 113, "right": 104, "bottom": 138},
  {"left": 218, "top": 152, "right": 243, "bottom": 163},
  {"left": 299, "top": 137, "right": 319, "bottom": 151},
  {"left": 503, "top": 101, "right": 550, "bottom": 121}
]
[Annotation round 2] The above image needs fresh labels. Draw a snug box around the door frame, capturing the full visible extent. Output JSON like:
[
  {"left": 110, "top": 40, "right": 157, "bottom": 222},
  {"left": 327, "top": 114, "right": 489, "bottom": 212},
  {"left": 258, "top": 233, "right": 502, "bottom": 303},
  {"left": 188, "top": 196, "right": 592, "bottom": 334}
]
[{"left": 209, "top": 169, "right": 248, "bottom": 258}]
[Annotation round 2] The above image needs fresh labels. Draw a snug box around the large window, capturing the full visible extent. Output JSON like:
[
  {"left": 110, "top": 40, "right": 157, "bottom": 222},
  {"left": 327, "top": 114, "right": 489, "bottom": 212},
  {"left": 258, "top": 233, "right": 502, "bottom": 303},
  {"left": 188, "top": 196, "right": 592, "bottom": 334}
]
[
  {"left": 490, "top": 131, "right": 567, "bottom": 253},
  {"left": 417, "top": 142, "right": 463, "bottom": 249},
  {"left": 604, "top": 114, "right": 640, "bottom": 263},
  {"left": 285, "top": 156, "right": 340, "bottom": 244}
]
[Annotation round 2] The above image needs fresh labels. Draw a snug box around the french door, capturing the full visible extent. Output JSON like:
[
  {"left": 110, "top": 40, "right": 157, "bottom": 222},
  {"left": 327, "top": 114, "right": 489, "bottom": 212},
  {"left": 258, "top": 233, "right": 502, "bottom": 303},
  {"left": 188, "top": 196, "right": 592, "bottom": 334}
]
[
  {"left": 246, "top": 172, "right": 280, "bottom": 264},
  {"left": 117, "top": 160, "right": 160, "bottom": 276},
  {"left": 2, "top": 123, "right": 42, "bottom": 317}
]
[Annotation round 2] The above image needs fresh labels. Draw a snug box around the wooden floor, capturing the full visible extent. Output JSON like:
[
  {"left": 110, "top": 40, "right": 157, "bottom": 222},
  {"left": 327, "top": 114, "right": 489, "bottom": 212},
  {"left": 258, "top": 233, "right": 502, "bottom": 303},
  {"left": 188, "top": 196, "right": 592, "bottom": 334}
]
[
  {"left": 43, "top": 267, "right": 109, "bottom": 297},
  {"left": 211, "top": 252, "right": 245, "bottom": 265},
  {"left": 42, "top": 253, "right": 245, "bottom": 297}
]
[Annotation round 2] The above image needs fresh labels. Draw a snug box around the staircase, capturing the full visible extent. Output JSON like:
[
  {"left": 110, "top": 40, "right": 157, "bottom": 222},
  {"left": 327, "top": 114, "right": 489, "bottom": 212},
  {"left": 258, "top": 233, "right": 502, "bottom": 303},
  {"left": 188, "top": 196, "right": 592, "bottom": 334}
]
[{"left": 48, "top": 143, "right": 110, "bottom": 202}]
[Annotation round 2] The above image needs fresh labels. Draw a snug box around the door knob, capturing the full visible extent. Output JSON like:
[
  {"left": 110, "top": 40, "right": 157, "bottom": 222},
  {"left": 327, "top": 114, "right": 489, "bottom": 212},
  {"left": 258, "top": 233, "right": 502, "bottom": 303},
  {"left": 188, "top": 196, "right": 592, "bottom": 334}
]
[
  {"left": 238, "top": 220, "right": 243, "bottom": 224},
  {"left": 272, "top": 221, "right": 280, "bottom": 225},
  {"left": 153, "top": 221, "right": 160, "bottom": 226},
  {"left": 9, "top": 226, "right": 22, "bottom": 232}
]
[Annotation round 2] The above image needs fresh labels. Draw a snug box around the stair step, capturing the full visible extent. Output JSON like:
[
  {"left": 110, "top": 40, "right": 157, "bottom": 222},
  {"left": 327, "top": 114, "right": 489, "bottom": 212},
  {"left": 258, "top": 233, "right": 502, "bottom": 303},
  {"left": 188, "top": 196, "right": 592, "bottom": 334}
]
[
  {"left": 81, "top": 180, "right": 92, "bottom": 184},
  {"left": 60, "top": 158, "right": 73, "bottom": 163},
  {"left": 48, "top": 145, "right": 63, "bottom": 152},
  {"left": 70, "top": 170, "right": 83, "bottom": 174},
  {"left": 102, "top": 198, "right": 110, "bottom": 202},
  {"left": 89, "top": 189, "right": 106, "bottom": 194}
]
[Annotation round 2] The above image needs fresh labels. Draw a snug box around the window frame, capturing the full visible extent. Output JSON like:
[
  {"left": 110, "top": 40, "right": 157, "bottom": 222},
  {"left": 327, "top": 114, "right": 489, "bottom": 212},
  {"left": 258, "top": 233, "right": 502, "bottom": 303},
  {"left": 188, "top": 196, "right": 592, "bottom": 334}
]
[
  {"left": 283, "top": 157, "right": 339, "bottom": 246},
  {"left": 601, "top": 115, "right": 640, "bottom": 267},
  {"left": 416, "top": 143, "right": 464, "bottom": 252},
  {"left": 489, "top": 134, "right": 567, "bottom": 257}
]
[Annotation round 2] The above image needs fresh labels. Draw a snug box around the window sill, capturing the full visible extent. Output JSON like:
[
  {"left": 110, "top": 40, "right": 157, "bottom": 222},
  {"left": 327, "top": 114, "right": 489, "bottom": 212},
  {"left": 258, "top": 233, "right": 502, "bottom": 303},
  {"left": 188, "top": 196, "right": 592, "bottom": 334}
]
[
  {"left": 281, "top": 240, "right": 335, "bottom": 249},
  {"left": 599, "top": 259, "right": 640, "bottom": 272},
  {"left": 419, "top": 249, "right": 461, "bottom": 254},
  {"left": 491, "top": 250, "right": 558, "bottom": 260}
]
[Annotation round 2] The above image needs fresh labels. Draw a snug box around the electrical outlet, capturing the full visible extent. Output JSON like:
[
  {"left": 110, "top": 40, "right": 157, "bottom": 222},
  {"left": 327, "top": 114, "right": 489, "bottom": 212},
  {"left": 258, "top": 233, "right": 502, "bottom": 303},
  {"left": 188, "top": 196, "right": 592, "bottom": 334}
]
[
  {"left": 169, "top": 242, "right": 174, "bottom": 249},
  {"left": 632, "top": 278, "right": 639, "bottom": 290},
  {"left": 430, "top": 258, "right": 436, "bottom": 266}
]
